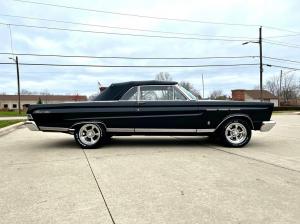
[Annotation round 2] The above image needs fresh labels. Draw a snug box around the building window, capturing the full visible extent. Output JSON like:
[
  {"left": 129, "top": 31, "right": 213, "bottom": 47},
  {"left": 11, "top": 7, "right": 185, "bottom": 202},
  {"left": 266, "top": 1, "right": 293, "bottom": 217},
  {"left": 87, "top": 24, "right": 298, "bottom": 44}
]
[
  {"left": 3, "top": 104, "right": 8, "bottom": 109},
  {"left": 13, "top": 104, "right": 17, "bottom": 108}
]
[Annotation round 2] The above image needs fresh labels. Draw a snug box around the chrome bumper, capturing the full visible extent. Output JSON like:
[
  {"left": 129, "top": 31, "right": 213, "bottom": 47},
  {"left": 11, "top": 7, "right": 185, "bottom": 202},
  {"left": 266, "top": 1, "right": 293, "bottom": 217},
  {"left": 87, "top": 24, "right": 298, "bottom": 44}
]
[
  {"left": 260, "top": 121, "right": 276, "bottom": 132},
  {"left": 24, "top": 121, "right": 39, "bottom": 131}
]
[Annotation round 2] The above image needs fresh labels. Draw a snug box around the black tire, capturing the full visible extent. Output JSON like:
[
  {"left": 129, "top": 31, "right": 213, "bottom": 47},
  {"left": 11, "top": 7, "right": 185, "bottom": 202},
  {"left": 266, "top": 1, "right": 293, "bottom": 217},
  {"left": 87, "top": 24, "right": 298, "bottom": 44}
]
[
  {"left": 74, "top": 123, "right": 106, "bottom": 149},
  {"left": 219, "top": 118, "right": 252, "bottom": 147}
]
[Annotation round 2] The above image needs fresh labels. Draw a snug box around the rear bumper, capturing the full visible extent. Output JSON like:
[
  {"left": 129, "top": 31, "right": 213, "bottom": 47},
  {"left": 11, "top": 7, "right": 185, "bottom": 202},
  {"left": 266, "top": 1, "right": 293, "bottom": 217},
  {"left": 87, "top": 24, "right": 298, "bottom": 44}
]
[
  {"left": 24, "top": 121, "right": 39, "bottom": 131},
  {"left": 260, "top": 121, "right": 276, "bottom": 132}
]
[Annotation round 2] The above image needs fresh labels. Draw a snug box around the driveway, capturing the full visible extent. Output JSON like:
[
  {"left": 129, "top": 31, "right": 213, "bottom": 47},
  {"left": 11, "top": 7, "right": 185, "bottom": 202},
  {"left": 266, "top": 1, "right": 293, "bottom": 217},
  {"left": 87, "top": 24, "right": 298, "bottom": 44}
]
[{"left": 0, "top": 115, "right": 299, "bottom": 224}]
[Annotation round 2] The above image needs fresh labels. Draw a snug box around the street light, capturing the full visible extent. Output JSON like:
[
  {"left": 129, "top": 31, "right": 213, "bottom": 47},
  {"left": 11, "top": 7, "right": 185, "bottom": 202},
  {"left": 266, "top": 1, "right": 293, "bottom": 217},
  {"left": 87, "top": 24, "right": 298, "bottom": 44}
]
[
  {"left": 8, "top": 56, "right": 21, "bottom": 114},
  {"left": 242, "top": 27, "right": 263, "bottom": 102}
]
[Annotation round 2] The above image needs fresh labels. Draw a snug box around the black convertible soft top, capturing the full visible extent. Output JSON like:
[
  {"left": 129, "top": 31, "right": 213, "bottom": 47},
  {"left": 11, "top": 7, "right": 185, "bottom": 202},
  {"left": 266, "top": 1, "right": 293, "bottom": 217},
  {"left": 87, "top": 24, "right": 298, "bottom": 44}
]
[{"left": 94, "top": 80, "right": 177, "bottom": 101}]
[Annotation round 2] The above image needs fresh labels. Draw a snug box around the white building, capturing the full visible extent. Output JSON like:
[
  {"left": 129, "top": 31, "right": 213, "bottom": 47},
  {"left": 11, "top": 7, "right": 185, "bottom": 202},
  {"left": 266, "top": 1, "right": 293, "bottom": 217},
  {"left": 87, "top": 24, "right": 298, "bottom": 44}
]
[{"left": 0, "top": 94, "right": 87, "bottom": 110}]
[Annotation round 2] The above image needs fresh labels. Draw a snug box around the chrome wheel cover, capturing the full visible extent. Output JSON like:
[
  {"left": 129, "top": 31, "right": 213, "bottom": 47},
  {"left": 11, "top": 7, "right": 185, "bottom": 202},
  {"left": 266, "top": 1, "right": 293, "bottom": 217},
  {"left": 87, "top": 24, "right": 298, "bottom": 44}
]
[
  {"left": 225, "top": 122, "right": 247, "bottom": 145},
  {"left": 79, "top": 124, "right": 102, "bottom": 146}
]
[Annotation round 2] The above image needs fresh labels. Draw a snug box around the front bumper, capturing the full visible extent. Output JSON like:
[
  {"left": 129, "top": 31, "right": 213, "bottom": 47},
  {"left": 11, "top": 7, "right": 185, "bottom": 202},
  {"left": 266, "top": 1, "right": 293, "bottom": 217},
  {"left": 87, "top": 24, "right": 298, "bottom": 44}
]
[
  {"left": 260, "top": 121, "right": 276, "bottom": 132},
  {"left": 24, "top": 121, "right": 39, "bottom": 131}
]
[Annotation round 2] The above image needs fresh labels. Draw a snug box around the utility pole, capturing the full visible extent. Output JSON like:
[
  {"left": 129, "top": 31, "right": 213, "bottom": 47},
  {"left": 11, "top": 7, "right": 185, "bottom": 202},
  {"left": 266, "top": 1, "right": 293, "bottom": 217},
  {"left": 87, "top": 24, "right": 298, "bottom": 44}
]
[
  {"left": 259, "top": 26, "right": 263, "bottom": 102},
  {"left": 201, "top": 73, "right": 204, "bottom": 99},
  {"left": 242, "top": 27, "right": 263, "bottom": 102},
  {"left": 278, "top": 70, "right": 282, "bottom": 107},
  {"left": 15, "top": 56, "right": 21, "bottom": 114},
  {"left": 9, "top": 56, "right": 21, "bottom": 114}
]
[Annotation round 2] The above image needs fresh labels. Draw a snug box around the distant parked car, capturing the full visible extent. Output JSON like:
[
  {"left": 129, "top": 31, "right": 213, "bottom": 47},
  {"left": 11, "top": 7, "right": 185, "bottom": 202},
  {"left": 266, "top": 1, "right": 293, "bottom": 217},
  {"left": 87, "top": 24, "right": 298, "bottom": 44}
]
[{"left": 25, "top": 80, "right": 275, "bottom": 148}]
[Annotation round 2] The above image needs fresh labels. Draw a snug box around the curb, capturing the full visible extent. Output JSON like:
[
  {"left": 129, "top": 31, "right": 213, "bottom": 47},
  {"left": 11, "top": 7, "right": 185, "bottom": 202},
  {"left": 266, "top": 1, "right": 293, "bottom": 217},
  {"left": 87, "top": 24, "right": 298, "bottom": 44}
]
[{"left": 0, "top": 122, "right": 25, "bottom": 137}]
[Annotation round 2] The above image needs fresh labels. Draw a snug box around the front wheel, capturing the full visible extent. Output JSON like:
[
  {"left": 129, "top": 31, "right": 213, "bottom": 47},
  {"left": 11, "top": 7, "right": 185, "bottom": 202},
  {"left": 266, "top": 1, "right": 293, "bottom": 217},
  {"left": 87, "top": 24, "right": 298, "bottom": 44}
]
[
  {"left": 74, "top": 123, "right": 105, "bottom": 149},
  {"left": 219, "top": 119, "right": 252, "bottom": 147}
]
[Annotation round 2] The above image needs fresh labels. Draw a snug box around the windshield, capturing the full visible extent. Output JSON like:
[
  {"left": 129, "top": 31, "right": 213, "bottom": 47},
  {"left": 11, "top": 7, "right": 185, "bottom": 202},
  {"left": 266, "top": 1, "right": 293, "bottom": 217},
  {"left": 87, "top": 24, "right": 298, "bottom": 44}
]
[{"left": 178, "top": 86, "right": 197, "bottom": 100}]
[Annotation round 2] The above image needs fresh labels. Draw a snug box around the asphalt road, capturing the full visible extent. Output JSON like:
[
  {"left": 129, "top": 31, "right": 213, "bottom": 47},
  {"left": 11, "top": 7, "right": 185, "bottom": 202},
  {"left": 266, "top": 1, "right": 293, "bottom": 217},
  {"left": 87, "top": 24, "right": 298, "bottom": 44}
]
[{"left": 0, "top": 115, "right": 299, "bottom": 224}]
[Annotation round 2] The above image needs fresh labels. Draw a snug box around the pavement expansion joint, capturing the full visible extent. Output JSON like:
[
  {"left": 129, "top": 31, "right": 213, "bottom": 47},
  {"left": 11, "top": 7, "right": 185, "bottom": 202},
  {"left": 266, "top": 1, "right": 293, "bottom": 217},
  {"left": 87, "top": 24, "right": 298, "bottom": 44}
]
[{"left": 81, "top": 149, "right": 116, "bottom": 224}]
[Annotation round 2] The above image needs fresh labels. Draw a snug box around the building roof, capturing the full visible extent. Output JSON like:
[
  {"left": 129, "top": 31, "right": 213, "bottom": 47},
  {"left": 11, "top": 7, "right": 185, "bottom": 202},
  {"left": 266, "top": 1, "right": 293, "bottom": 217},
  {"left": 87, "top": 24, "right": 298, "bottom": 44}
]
[
  {"left": 0, "top": 94, "right": 87, "bottom": 101},
  {"left": 94, "top": 80, "right": 178, "bottom": 101},
  {"left": 232, "top": 89, "right": 277, "bottom": 99}
]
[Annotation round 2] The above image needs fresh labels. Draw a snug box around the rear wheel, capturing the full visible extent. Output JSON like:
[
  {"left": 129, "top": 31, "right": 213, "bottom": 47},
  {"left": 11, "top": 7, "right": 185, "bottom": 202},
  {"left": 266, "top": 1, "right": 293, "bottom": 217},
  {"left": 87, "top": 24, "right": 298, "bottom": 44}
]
[
  {"left": 219, "top": 119, "right": 252, "bottom": 147},
  {"left": 74, "top": 123, "right": 105, "bottom": 149}
]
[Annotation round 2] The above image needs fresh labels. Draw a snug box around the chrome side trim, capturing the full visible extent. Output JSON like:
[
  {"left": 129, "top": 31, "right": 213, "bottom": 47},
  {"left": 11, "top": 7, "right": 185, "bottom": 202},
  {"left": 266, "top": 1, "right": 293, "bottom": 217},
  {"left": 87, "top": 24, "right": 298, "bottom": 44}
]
[
  {"left": 135, "top": 128, "right": 197, "bottom": 133},
  {"left": 106, "top": 128, "right": 215, "bottom": 133},
  {"left": 196, "top": 129, "right": 215, "bottom": 133},
  {"left": 215, "top": 114, "right": 254, "bottom": 130},
  {"left": 260, "top": 121, "right": 276, "bottom": 132},
  {"left": 206, "top": 108, "right": 241, "bottom": 111},
  {"left": 33, "top": 110, "right": 51, "bottom": 114},
  {"left": 66, "top": 113, "right": 203, "bottom": 121},
  {"left": 107, "top": 128, "right": 134, "bottom": 132},
  {"left": 24, "top": 121, "right": 39, "bottom": 131},
  {"left": 39, "top": 126, "right": 69, "bottom": 132}
]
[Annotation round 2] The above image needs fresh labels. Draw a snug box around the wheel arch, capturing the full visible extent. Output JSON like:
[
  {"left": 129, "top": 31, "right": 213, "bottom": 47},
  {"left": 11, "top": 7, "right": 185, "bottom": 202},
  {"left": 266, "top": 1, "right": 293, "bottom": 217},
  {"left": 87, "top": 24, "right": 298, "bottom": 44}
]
[
  {"left": 215, "top": 114, "right": 254, "bottom": 131},
  {"left": 70, "top": 121, "right": 107, "bottom": 132}
]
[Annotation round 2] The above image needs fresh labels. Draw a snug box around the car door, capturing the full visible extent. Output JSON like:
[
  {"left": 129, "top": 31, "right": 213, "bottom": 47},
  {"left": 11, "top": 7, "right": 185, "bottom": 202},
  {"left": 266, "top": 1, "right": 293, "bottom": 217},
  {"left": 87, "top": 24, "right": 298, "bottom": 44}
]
[
  {"left": 135, "top": 85, "right": 201, "bottom": 131},
  {"left": 104, "top": 86, "right": 139, "bottom": 130}
]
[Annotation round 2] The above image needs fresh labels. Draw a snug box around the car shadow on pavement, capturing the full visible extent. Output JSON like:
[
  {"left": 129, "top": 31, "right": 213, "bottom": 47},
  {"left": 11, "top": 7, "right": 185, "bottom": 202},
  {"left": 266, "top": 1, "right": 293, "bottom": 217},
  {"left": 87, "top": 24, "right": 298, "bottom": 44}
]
[
  {"left": 38, "top": 136, "right": 219, "bottom": 150},
  {"left": 105, "top": 136, "right": 214, "bottom": 148}
]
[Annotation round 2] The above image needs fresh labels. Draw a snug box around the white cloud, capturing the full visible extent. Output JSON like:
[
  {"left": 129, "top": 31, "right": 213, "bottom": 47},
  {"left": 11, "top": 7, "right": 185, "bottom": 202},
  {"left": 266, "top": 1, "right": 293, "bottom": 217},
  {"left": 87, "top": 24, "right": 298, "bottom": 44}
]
[{"left": 0, "top": 0, "right": 299, "bottom": 96}]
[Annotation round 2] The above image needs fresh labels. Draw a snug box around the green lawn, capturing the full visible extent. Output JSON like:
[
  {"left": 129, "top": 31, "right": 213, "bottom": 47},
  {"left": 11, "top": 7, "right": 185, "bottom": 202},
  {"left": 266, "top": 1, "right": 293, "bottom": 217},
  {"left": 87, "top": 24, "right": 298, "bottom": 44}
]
[
  {"left": 0, "top": 111, "right": 26, "bottom": 117},
  {"left": 0, "top": 120, "right": 24, "bottom": 129}
]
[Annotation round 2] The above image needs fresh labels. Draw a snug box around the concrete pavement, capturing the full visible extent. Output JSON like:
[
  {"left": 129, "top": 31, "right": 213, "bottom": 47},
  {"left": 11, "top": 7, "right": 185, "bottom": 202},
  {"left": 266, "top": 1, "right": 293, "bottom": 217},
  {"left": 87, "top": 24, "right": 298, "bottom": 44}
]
[{"left": 0, "top": 114, "right": 299, "bottom": 224}]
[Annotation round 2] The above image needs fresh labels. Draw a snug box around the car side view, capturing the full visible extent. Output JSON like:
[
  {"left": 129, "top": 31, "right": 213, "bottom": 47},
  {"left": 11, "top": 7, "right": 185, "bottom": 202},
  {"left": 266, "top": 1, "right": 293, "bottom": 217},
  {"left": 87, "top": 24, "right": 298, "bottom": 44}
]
[{"left": 24, "top": 80, "right": 276, "bottom": 148}]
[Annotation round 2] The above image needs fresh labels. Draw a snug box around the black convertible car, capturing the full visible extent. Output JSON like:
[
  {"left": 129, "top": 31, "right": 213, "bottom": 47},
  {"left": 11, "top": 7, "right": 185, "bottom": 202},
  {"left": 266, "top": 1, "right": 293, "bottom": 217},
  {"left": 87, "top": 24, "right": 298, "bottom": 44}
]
[{"left": 25, "top": 80, "right": 275, "bottom": 148}]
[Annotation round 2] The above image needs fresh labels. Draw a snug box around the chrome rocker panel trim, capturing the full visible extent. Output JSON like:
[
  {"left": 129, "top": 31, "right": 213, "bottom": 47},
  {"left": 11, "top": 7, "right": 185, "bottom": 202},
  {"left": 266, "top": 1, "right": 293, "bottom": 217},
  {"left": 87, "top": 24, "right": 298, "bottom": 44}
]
[
  {"left": 24, "top": 121, "right": 39, "bottom": 131},
  {"left": 260, "top": 121, "right": 276, "bottom": 132},
  {"left": 39, "top": 126, "right": 70, "bottom": 132},
  {"left": 106, "top": 128, "right": 215, "bottom": 133}
]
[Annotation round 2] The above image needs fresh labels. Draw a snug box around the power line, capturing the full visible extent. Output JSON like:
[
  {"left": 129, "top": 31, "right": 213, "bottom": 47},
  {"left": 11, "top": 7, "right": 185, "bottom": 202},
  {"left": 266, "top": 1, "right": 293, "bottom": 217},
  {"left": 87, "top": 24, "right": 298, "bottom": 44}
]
[
  {"left": 0, "top": 62, "right": 259, "bottom": 68},
  {"left": 261, "top": 26, "right": 300, "bottom": 34},
  {"left": 0, "top": 14, "right": 258, "bottom": 40},
  {"left": 263, "top": 40, "right": 300, "bottom": 49},
  {"left": 10, "top": 0, "right": 260, "bottom": 27},
  {"left": 265, "top": 64, "right": 300, "bottom": 71},
  {"left": 263, "top": 56, "right": 300, "bottom": 64},
  {"left": 264, "top": 33, "right": 300, "bottom": 38},
  {"left": 0, "top": 22, "right": 252, "bottom": 42},
  {"left": 0, "top": 52, "right": 259, "bottom": 60},
  {"left": 11, "top": 0, "right": 299, "bottom": 34},
  {"left": 265, "top": 39, "right": 300, "bottom": 47}
]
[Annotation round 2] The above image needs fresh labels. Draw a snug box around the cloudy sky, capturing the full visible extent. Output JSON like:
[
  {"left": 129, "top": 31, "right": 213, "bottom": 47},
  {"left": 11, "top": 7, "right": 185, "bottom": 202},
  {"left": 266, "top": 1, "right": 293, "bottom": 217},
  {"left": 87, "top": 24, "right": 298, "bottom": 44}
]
[{"left": 0, "top": 0, "right": 299, "bottom": 97}]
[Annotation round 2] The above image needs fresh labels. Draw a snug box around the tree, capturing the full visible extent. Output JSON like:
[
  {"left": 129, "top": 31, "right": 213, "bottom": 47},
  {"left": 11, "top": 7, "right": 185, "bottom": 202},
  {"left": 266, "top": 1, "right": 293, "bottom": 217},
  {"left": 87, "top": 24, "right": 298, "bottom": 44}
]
[
  {"left": 155, "top": 72, "right": 172, "bottom": 81},
  {"left": 210, "top": 90, "right": 228, "bottom": 100},
  {"left": 264, "top": 73, "right": 300, "bottom": 103},
  {"left": 37, "top": 97, "right": 43, "bottom": 104},
  {"left": 179, "top": 81, "right": 201, "bottom": 99},
  {"left": 40, "top": 89, "right": 50, "bottom": 103},
  {"left": 40, "top": 89, "right": 50, "bottom": 95},
  {"left": 21, "top": 89, "right": 37, "bottom": 95}
]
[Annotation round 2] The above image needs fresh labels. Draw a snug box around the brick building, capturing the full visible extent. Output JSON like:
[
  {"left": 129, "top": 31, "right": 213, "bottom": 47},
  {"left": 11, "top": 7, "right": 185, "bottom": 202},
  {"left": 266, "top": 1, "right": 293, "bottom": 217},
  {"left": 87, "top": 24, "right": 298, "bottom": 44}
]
[{"left": 231, "top": 89, "right": 278, "bottom": 106}]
